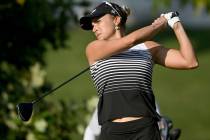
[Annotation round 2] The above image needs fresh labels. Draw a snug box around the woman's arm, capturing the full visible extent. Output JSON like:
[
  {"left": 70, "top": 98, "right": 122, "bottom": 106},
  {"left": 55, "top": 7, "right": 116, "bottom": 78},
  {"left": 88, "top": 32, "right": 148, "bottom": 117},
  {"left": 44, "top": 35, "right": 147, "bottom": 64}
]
[
  {"left": 147, "top": 22, "right": 198, "bottom": 69},
  {"left": 86, "top": 17, "right": 167, "bottom": 65}
]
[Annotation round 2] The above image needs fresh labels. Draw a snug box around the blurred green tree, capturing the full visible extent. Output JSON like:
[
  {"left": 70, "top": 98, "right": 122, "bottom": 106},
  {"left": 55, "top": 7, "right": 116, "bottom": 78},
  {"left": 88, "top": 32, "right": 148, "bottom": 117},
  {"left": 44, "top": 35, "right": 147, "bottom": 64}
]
[
  {"left": 0, "top": 0, "right": 91, "bottom": 139},
  {"left": 153, "top": 0, "right": 210, "bottom": 13}
]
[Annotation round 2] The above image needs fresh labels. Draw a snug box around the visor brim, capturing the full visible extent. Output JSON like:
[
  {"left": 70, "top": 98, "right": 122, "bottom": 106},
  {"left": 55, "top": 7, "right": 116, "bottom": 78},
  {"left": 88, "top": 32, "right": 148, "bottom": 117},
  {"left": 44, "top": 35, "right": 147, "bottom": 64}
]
[
  {"left": 80, "top": 12, "right": 106, "bottom": 30},
  {"left": 80, "top": 16, "right": 93, "bottom": 30}
]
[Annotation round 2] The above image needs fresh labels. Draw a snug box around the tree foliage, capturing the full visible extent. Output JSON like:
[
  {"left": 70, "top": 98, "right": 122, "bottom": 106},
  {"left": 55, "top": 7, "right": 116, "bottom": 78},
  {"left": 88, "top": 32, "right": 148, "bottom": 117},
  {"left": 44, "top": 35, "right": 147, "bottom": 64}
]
[
  {"left": 153, "top": 0, "right": 210, "bottom": 13},
  {"left": 0, "top": 0, "right": 92, "bottom": 139}
]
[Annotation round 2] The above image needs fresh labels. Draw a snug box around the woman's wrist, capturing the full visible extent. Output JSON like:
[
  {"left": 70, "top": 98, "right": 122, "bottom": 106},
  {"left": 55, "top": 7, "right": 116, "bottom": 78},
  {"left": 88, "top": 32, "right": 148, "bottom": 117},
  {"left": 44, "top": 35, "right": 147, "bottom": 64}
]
[{"left": 172, "top": 22, "right": 183, "bottom": 32}]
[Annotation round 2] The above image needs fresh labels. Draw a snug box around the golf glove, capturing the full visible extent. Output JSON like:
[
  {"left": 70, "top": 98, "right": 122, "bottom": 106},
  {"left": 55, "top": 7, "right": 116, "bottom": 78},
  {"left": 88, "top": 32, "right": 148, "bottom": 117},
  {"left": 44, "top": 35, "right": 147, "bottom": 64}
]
[{"left": 161, "top": 12, "right": 180, "bottom": 29}]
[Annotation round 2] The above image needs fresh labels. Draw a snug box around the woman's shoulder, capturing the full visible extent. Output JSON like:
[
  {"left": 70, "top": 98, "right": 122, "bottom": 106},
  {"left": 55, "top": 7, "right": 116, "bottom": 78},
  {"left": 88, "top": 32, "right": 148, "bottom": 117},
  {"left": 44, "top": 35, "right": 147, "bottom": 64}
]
[
  {"left": 86, "top": 40, "right": 103, "bottom": 50},
  {"left": 144, "top": 41, "right": 162, "bottom": 49},
  {"left": 143, "top": 41, "right": 163, "bottom": 61},
  {"left": 85, "top": 40, "right": 108, "bottom": 65}
]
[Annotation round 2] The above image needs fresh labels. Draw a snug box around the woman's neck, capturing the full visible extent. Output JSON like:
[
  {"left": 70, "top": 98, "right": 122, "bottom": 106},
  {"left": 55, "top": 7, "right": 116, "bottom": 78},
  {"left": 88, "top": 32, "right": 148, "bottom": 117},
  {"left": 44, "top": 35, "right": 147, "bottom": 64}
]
[{"left": 107, "top": 29, "right": 125, "bottom": 40}]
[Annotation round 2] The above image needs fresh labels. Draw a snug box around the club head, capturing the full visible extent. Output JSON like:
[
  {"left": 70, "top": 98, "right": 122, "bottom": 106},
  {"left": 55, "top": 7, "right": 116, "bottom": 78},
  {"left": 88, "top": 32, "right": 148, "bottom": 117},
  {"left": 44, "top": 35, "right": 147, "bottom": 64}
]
[{"left": 16, "top": 102, "right": 33, "bottom": 121}]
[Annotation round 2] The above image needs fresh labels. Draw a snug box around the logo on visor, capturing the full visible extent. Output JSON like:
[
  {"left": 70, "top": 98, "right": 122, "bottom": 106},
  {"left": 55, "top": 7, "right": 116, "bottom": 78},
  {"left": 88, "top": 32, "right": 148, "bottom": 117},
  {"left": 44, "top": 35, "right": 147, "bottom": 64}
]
[
  {"left": 111, "top": 9, "right": 115, "bottom": 14},
  {"left": 91, "top": 9, "right": 96, "bottom": 15}
]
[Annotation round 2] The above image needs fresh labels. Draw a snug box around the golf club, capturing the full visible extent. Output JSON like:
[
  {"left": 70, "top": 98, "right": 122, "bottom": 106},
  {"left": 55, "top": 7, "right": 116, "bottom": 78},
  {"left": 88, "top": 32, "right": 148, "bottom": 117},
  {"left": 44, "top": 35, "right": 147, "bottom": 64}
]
[{"left": 17, "top": 67, "right": 89, "bottom": 121}]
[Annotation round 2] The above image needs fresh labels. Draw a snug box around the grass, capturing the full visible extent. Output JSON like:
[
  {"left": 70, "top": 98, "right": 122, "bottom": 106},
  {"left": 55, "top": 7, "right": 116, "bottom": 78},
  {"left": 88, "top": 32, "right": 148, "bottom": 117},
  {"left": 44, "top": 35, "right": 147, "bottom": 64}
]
[{"left": 44, "top": 27, "right": 210, "bottom": 140}]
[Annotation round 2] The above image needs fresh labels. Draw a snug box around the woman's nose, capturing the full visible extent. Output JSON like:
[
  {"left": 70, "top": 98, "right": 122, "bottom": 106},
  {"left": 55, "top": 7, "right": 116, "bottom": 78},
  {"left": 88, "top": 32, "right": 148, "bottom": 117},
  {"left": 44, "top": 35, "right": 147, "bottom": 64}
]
[{"left": 92, "top": 23, "right": 97, "bottom": 33}]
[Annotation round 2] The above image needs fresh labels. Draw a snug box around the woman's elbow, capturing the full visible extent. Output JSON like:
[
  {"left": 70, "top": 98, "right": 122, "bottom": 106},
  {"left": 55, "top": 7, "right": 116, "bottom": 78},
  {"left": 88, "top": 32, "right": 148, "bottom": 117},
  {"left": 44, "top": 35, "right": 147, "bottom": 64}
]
[{"left": 187, "top": 60, "right": 199, "bottom": 69}]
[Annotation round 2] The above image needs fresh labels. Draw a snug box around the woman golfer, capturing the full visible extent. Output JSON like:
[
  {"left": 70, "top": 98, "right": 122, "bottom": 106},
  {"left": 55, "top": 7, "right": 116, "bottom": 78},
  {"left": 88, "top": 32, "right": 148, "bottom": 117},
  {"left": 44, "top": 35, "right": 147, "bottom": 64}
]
[{"left": 80, "top": 1, "right": 198, "bottom": 140}]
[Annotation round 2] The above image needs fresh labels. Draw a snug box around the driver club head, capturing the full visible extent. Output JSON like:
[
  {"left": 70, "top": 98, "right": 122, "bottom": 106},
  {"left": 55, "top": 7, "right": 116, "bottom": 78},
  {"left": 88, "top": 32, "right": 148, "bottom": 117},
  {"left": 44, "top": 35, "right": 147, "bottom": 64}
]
[{"left": 16, "top": 102, "right": 33, "bottom": 121}]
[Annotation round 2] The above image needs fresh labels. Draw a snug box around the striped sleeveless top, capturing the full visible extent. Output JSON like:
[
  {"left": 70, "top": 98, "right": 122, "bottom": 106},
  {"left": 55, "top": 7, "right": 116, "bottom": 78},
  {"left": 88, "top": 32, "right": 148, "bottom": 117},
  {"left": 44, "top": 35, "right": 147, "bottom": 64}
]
[{"left": 90, "top": 43, "right": 157, "bottom": 125}]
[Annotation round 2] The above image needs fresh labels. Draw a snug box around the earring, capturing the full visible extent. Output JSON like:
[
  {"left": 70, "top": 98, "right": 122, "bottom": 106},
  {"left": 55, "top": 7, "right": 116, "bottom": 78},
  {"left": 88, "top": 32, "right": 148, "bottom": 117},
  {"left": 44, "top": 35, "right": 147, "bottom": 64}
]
[{"left": 115, "top": 26, "right": 120, "bottom": 30}]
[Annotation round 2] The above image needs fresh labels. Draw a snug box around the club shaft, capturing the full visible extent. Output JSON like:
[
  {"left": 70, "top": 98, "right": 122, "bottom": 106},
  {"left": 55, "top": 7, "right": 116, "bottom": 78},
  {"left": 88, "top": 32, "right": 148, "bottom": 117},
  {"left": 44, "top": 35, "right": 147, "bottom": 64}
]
[{"left": 32, "top": 67, "right": 89, "bottom": 104}]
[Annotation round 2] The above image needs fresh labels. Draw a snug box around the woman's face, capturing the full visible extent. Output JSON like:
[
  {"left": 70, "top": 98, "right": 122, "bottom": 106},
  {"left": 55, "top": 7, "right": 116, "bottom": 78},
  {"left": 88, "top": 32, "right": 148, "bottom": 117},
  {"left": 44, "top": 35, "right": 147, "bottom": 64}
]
[{"left": 92, "top": 14, "right": 116, "bottom": 40}]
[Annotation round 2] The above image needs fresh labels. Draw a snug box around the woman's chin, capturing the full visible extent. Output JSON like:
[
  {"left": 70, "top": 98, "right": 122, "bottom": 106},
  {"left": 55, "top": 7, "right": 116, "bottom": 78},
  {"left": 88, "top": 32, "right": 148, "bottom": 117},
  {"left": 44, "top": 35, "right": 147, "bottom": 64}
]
[{"left": 97, "top": 37, "right": 104, "bottom": 40}]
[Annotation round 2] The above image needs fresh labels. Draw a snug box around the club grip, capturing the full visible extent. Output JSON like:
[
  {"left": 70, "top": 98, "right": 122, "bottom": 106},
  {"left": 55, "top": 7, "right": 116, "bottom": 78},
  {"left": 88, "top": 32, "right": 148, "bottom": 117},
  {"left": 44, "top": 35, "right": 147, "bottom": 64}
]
[{"left": 171, "top": 11, "right": 179, "bottom": 18}]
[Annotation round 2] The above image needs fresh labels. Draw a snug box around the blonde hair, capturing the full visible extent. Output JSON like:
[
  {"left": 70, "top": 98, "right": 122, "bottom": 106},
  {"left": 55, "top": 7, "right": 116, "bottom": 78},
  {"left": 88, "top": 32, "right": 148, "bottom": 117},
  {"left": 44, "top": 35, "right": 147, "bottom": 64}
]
[
  {"left": 122, "top": 5, "right": 131, "bottom": 17},
  {"left": 109, "top": 2, "right": 130, "bottom": 29}
]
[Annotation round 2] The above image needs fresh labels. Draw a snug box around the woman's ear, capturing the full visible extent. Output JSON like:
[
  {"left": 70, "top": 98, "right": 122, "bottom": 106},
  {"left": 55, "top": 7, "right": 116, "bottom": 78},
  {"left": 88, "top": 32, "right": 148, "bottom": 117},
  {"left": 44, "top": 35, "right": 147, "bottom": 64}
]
[{"left": 114, "top": 16, "right": 121, "bottom": 26}]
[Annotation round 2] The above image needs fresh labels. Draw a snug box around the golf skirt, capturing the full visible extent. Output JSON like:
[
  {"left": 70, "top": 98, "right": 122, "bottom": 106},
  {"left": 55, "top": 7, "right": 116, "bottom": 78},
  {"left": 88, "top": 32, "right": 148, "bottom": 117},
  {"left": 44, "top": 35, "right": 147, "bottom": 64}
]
[{"left": 99, "top": 117, "right": 161, "bottom": 140}]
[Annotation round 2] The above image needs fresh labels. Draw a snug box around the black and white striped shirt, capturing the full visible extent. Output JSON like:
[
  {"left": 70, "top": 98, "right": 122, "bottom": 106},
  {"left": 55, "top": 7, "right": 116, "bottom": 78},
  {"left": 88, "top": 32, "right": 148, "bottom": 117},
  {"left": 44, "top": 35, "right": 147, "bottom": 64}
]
[
  {"left": 90, "top": 43, "right": 156, "bottom": 124},
  {"left": 90, "top": 43, "right": 154, "bottom": 96}
]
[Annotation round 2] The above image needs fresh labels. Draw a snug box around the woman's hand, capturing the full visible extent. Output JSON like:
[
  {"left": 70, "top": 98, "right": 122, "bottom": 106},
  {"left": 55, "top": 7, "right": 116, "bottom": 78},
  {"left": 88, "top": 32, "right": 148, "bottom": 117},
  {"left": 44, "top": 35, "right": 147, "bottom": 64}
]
[
  {"left": 161, "top": 12, "right": 180, "bottom": 29},
  {"left": 151, "top": 16, "right": 168, "bottom": 30}
]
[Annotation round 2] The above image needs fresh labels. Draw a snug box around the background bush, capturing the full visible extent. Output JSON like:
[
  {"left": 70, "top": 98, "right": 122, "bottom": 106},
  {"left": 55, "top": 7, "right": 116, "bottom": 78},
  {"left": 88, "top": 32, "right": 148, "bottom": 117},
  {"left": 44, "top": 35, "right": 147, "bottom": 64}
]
[{"left": 0, "top": 0, "right": 92, "bottom": 139}]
